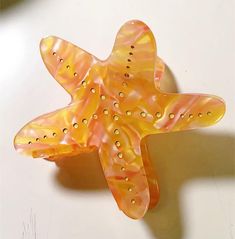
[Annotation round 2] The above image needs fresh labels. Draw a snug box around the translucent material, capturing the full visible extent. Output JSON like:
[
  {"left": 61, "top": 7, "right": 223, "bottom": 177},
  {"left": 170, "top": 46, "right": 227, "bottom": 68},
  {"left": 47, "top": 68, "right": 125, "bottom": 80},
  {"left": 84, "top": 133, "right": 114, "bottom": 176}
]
[{"left": 14, "top": 20, "right": 225, "bottom": 219}]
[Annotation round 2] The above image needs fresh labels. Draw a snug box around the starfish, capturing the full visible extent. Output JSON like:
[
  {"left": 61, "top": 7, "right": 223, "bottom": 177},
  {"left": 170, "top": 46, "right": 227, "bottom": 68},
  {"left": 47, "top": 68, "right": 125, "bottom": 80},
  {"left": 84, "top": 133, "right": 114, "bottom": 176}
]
[{"left": 14, "top": 20, "right": 225, "bottom": 219}]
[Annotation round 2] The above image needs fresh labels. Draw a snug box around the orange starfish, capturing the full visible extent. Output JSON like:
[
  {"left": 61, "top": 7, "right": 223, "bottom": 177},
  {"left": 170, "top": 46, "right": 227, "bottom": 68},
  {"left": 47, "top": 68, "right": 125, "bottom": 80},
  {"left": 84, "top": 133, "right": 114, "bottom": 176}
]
[{"left": 14, "top": 20, "right": 225, "bottom": 219}]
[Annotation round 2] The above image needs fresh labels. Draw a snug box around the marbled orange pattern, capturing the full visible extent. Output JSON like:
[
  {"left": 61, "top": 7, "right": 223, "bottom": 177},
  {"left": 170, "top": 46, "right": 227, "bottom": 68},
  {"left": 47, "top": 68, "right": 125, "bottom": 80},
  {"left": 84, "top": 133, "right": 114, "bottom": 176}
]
[{"left": 14, "top": 20, "right": 225, "bottom": 219}]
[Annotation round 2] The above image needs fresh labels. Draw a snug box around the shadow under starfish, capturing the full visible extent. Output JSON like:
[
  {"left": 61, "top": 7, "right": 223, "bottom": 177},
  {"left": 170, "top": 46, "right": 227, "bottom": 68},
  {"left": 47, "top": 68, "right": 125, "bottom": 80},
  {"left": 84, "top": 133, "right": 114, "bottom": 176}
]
[{"left": 53, "top": 131, "right": 235, "bottom": 239}]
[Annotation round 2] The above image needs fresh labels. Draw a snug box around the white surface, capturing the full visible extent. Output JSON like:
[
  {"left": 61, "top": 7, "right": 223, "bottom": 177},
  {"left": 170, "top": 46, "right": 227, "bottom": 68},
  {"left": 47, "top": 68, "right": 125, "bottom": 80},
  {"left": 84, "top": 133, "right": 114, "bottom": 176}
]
[{"left": 0, "top": 0, "right": 234, "bottom": 238}]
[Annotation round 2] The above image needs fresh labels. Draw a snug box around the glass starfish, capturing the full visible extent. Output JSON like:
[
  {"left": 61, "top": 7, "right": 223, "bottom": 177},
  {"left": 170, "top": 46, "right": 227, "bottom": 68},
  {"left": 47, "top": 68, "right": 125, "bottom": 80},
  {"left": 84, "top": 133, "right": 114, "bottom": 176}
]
[{"left": 14, "top": 20, "right": 225, "bottom": 219}]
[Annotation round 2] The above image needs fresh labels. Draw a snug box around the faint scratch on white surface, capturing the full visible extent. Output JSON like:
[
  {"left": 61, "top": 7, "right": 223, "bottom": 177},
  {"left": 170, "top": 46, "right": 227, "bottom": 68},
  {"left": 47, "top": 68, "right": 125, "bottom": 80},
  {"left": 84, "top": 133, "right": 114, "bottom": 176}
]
[{"left": 22, "top": 209, "right": 37, "bottom": 239}]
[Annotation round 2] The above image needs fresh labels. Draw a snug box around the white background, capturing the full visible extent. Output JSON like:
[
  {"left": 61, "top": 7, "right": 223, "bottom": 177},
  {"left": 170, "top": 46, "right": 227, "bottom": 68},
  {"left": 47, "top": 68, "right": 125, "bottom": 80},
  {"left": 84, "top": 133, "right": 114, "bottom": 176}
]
[{"left": 0, "top": 0, "right": 234, "bottom": 238}]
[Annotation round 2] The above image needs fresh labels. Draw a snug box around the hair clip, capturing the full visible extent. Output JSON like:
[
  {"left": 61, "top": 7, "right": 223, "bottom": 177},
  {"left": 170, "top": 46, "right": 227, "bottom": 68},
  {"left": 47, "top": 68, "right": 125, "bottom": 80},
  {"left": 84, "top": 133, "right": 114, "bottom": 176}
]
[{"left": 14, "top": 20, "right": 225, "bottom": 219}]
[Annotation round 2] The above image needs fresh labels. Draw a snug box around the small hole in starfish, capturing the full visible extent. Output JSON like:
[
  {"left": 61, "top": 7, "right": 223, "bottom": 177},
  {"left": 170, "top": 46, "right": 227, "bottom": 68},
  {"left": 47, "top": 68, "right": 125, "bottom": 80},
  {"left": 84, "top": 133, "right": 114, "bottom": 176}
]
[
  {"left": 140, "top": 112, "right": 147, "bottom": 118},
  {"left": 126, "top": 110, "right": 131, "bottom": 116},
  {"left": 121, "top": 166, "right": 125, "bottom": 171},
  {"left": 74, "top": 72, "right": 78, "bottom": 77},
  {"left": 90, "top": 88, "right": 96, "bottom": 93},
  {"left": 28, "top": 141, "right": 32, "bottom": 145},
  {"left": 131, "top": 45, "right": 135, "bottom": 49},
  {"left": 82, "top": 81, "right": 86, "bottom": 87},
  {"left": 156, "top": 112, "right": 162, "bottom": 118},
  {"left": 52, "top": 132, "right": 57, "bottom": 137},
  {"left": 92, "top": 114, "right": 98, "bottom": 119},
  {"left": 73, "top": 123, "right": 78, "bottom": 128},
  {"left": 82, "top": 119, "right": 88, "bottom": 124},
  {"left": 114, "top": 129, "right": 120, "bottom": 135},
  {"left": 103, "top": 109, "right": 108, "bottom": 115},
  {"left": 126, "top": 66, "right": 130, "bottom": 69},
  {"left": 131, "top": 199, "right": 136, "bottom": 204},
  {"left": 124, "top": 73, "right": 129, "bottom": 78},
  {"left": 169, "top": 113, "right": 175, "bottom": 119},
  {"left": 66, "top": 65, "right": 70, "bottom": 69},
  {"left": 59, "top": 59, "right": 63, "bottom": 63},
  {"left": 52, "top": 52, "right": 56, "bottom": 55},
  {"left": 119, "top": 92, "right": 124, "bottom": 97},
  {"left": 36, "top": 138, "right": 39, "bottom": 142},
  {"left": 180, "top": 113, "right": 185, "bottom": 118},
  {"left": 114, "top": 102, "right": 119, "bottom": 108},
  {"left": 207, "top": 111, "right": 212, "bottom": 116},
  {"left": 43, "top": 135, "right": 47, "bottom": 139},
  {"left": 115, "top": 141, "right": 121, "bottom": 147},
  {"left": 125, "top": 177, "right": 129, "bottom": 181},
  {"left": 100, "top": 95, "right": 106, "bottom": 100},
  {"left": 63, "top": 128, "right": 68, "bottom": 134},
  {"left": 127, "top": 59, "right": 131, "bottom": 62},
  {"left": 129, "top": 52, "right": 133, "bottom": 55},
  {"left": 198, "top": 113, "right": 202, "bottom": 117},
  {"left": 117, "top": 152, "right": 123, "bottom": 158},
  {"left": 113, "top": 115, "right": 119, "bottom": 121},
  {"left": 122, "top": 82, "right": 128, "bottom": 87},
  {"left": 128, "top": 187, "right": 133, "bottom": 192},
  {"left": 189, "top": 114, "right": 193, "bottom": 119}
]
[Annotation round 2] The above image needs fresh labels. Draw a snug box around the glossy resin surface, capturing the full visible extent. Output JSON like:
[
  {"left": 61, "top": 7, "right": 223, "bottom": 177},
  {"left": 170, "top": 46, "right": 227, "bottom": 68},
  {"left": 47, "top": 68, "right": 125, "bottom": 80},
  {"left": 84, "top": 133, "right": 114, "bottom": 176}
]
[{"left": 14, "top": 20, "right": 225, "bottom": 219}]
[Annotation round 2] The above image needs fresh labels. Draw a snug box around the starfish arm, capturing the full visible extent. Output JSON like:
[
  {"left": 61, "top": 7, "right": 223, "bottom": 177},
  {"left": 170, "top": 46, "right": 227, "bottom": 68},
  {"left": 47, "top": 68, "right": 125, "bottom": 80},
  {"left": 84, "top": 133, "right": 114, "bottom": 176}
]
[
  {"left": 14, "top": 102, "right": 97, "bottom": 159},
  {"left": 107, "top": 20, "right": 157, "bottom": 90},
  {"left": 152, "top": 92, "right": 226, "bottom": 133},
  {"left": 111, "top": 90, "right": 225, "bottom": 137},
  {"left": 40, "top": 36, "right": 97, "bottom": 99},
  {"left": 97, "top": 121, "right": 153, "bottom": 219}
]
